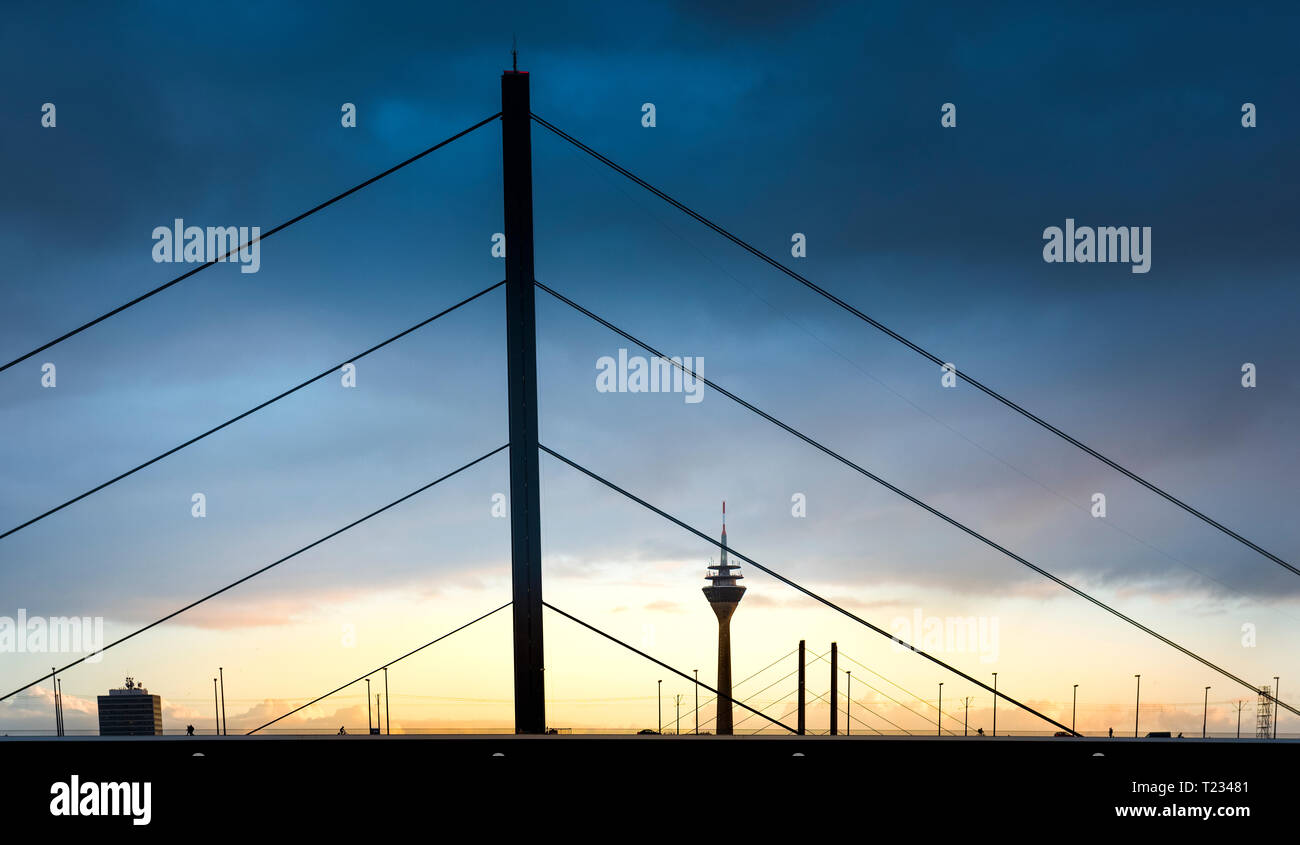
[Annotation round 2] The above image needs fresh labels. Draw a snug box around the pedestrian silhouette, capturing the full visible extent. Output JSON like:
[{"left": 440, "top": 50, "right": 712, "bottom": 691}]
[
  {"left": 977, "top": 727, "right": 984, "bottom": 736},
  {"left": 1108, "top": 727, "right": 1114, "bottom": 737},
  {"left": 186, "top": 724, "right": 195, "bottom": 735}
]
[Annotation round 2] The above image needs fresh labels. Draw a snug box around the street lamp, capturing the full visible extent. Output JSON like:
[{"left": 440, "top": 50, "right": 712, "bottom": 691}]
[
  {"left": 937, "top": 682, "right": 943, "bottom": 736},
  {"left": 657, "top": 679, "right": 662, "bottom": 734},
  {"left": 1072, "top": 684, "right": 1078, "bottom": 735},
  {"left": 383, "top": 667, "right": 390, "bottom": 735},
  {"left": 1203, "top": 686, "right": 1211, "bottom": 739},
  {"left": 846, "top": 671, "right": 851, "bottom": 736},
  {"left": 1134, "top": 675, "right": 1141, "bottom": 738},
  {"left": 992, "top": 673, "right": 998, "bottom": 736},
  {"left": 694, "top": 669, "right": 699, "bottom": 735},
  {"left": 366, "top": 678, "right": 372, "bottom": 735},
  {"left": 676, "top": 694, "right": 682, "bottom": 736}
]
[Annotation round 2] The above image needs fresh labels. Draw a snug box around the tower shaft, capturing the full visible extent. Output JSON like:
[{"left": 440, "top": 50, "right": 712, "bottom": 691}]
[{"left": 711, "top": 601, "right": 739, "bottom": 735}]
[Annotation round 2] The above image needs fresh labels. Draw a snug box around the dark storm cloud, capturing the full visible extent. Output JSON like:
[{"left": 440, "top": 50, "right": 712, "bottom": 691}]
[{"left": 0, "top": 0, "right": 1295, "bottom": 639}]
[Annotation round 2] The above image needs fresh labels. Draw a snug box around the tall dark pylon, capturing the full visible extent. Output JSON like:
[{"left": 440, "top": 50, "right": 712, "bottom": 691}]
[
  {"left": 502, "top": 65, "right": 546, "bottom": 734},
  {"left": 830, "top": 643, "right": 838, "bottom": 735}
]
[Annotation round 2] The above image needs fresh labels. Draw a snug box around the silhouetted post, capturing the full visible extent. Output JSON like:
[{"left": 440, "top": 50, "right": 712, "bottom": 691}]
[
  {"left": 377, "top": 693, "right": 382, "bottom": 734},
  {"left": 50, "top": 668, "right": 58, "bottom": 736},
  {"left": 219, "top": 667, "right": 227, "bottom": 736},
  {"left": 694, "top": 669, "right": 699, "bottom": 735},
  {"left": 57, "top": 679, "right": 64, "bottom": 736},
  {"left": 829, "top": 643, "right": 838, "bottom": 736},
  {"left": 502, "top": 64, "right": 546, "bottom": 736},
  {"left": 1203, "top": 686, "right": 1211, "bottom": 738},
  {"left": 1072, "top": 684, "right": 1078, "bottom": 735},
  {"left": 937, "top": 682, "right": 943, "bottom": 736},
  {"left": 384, "top": 667, "right": 391, "bottom": 735},
  {"left": 1134, "top": 674, "right": 1141, "bottom": 737},
  {"left": 797, "top": 639, "right": 806, "bottom": 735},
  {"left": 657, "top": 679, "right": 662, "bottom": 733},
  {"left": 846, "top": 671, "right": 851, "bottom": 736},
  {"left": 992, "top": 672, "right": 997, "bottom": 736},
  {"left": 213, "top": 678, "right": 219, "bottom": 736}
]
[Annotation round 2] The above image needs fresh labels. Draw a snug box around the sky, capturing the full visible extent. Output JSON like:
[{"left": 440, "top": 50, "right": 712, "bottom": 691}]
[{"left": 0, "top": 1, "right": 1297, "bottom": 737}]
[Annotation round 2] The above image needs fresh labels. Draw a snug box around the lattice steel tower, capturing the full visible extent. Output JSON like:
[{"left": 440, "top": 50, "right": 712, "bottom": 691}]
[{"left": 1257, "top": 685, "right": 1274, "bottom": 739}]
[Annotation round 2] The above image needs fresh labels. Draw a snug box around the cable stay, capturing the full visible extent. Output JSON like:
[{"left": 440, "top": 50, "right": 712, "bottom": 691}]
[
  {"left": 0, "top": 281, "right": 505, "bottom": 542},
  {"left": 804, "top": 649, "right": 952, "bottom": 735},
  {"left": 529, "top": 112, "right": 1297, "bottom": 581},
  {"left": 0, "top": 113, "right": 501, "bottom": 375},
  {"left": 543, "top": 601, "right": 797, "bottom": 734},
  {"left": 0, "top": 444, "right": 507, "bottom": 704},
  {"left": 248, "top": 602, "right": 512, "bottom": 735},
  {"left": 534, "top": 282, "right": 1295, "bottom": 719}
]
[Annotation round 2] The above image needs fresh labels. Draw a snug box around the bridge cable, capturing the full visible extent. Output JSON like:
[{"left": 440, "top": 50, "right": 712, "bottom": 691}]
[
  {"left": 529, "top": 112, "right": 1298, "bottom": 581},
  {"left": 0, "top": 444, "right": 507, "bottom": 703},
  {"left": 535, "top": 283, "right": 1296, "bottom": 719},
  {"left": 833, "top": 650, "right": 965, "bottom": 729},
  {"left": 696, "top": 659, "right": 807, "bottom": 732},
  {"left": 0, "top": 113, "right": 501, "bottom": 374},
  {"left": 247, "top": 602, "right": 511, "bottom": 734},
  {"left": 542, "top": 601, "right": 797, "bottom": 734},
  {"left": 731, "top": 686, "right": 803, "bottom": 733},
  {"left": 805, "top": 649, "right": 948, "bottom": 734},
  {"left": 799, "top": 688, "right": 888, "bottom": 736},
  {"left": 1, "top": 281, "right": 505, "bottom": 542},
  {"left": 681, "top": 647, "right": 797, "bottom": 728},
  {"left": 540, "top": 443, "right": 1295, "bottom": 731}
]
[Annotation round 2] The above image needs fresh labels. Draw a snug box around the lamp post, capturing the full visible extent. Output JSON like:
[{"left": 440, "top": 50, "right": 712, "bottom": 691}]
[
  {"left": 694, "top": 669, "right": 699, "bottom": 735},
  {"left": 219, "top": 667, "right": 227, "bottom": 736},
  {"left": 1072, "top": 684, "right": 1078, "bottom": 735},
  {"left": 657, "top": 679, "right": 662, "bottom": 734},
  {"left": 937, "top": 682, "right": 943, "bottom": 736},
  {"left": 1203, "top": 686, "right": 1211, "bottom": 739},
  {"left": 366, "top": 678, "right": 372, "bottom": 735},
  {"left": 963, "top": 697, "right": 971, "bottom": 736},
  {"left": 992, "top": 673, "right": 998, "bottom": 736},
  {"left": 383, "top": 667, "right": 390, "bottom": 735},
  {"left": 846, "top": 672, "right": 851, "bottom": 736},
  {"left": 213, "top": 678, "right": 219, "bottom": 736},
  {"left": 676, "top": 694, "right": 682, "bottom": 736},
  {"left": 1134, "top": 675, "right": 1141, "bottom": 738},
  {"left": 1234, "top": 700, "right": 1244, "bottom": 738}
]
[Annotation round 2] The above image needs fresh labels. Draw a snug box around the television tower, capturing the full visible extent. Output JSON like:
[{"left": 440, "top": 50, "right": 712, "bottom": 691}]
[{"left": 703, "top": 501, "right": 745, "bottom": 735}]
